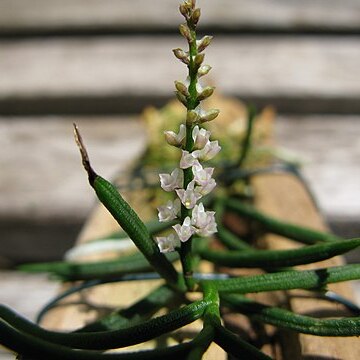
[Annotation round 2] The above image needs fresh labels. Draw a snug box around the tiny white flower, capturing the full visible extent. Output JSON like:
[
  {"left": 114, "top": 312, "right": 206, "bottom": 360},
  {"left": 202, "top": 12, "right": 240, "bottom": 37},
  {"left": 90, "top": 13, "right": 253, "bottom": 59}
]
[
  {"left": 157, "top": 199, "right": 181, "bottom": 222},
  {"left": 193, "top": 140, "right": 221, "bottom": 161},
  {"left": 192, "top": 126, "right": 211, "bottom": 150},
  {"left": 196, "top": 179, "right": 216, "bottom": 196},
  {"left": 156, "top": 233, "right": 179, "bottom": 253},
  {"left": 164, "top": 124, "right": 186, "bottom": 147},
  {"left": 193, "top": 164, "right": 214, "bottom": 186},
  {"left": 159, "top": 168, "right": 184, "bottom": 192},
  {"left": 173, "top": 217, "right": 195, "bottom": 242},
  {"left": 176, "top": 180, "right": 202, "bottom": 209},
  {"left": 191, "top": 203, "right": 217, "bottom": 237},
  {"left": 180, "top": 150, "right": 200, "bottom": 169}
]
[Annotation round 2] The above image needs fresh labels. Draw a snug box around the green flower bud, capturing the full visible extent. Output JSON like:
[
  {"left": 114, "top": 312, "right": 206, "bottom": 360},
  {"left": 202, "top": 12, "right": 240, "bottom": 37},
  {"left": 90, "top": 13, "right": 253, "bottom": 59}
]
[
  {"left": 197, "top": 36, "right": 212, "bottom": 53},
  {"left": 191, "top": 8, "right": 201, "bottom": 25},
  {"left": 175, "top": 80, "right": 190, "bottom": 97},
  {"left": 175, "top": 91, "right": 188, "bottom": 107},
  {"left": 186, "top": 110, "right": 200, "bottom": 125},
  {"left": 200, "top": 109, "right": 220, "bottom": 123},
  {"left": 186, "top": 0, "right": 196, "bottom": 10},
  {"left": 179, "top": 24, "right": 192, "bottom": 43},
  {"left": 194, "top": 53, "right": 205, "bottom": 68},
  {"left": 198, "top": 64, "right": 212, "bottom": 77},
  {"left": 197, "top": 86, "right": 215, "bottom": 101},
  {"left": 179, "top": 4, "right": 190, "bottom": 18},
  {"left": 172, "top": 48, "right": 189, "bottom": 65}
]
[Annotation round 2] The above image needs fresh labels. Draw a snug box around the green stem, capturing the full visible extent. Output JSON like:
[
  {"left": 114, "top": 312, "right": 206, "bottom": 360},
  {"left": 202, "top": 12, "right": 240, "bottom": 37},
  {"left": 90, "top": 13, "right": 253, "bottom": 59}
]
[
  {"left": 202, "top": 283, "right": 272, "bottom": 360},
  {"left": 179, "top": 26, "right": 199, "bottom": 291},
  {"left": 213, "top": 323, "right": 272, "bottom": 360}
]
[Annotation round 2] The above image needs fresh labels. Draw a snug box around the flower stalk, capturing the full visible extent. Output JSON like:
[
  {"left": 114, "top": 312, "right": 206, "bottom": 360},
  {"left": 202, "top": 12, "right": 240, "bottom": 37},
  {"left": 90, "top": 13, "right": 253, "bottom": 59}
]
[{"left": 156, "top": 0, "right": 220, "bottom": 290}]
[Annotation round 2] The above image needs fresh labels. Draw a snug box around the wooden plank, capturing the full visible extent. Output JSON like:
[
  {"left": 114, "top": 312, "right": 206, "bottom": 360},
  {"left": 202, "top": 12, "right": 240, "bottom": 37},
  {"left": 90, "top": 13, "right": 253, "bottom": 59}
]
[
  {"left": 252, "top": 174, "right": 360, "bottom": 359},
  {"left": 0, "top": 116, "right": 146, "bottom": 221},
  {"left": 1, "top": 115, "right": 359, "bottom": 223},
  {"left": 0, "top": 0, "right": 359, "bottom": 34},
  {"left": 1, "top": 37, "right": 359, "bottom": 114},
  {"left": 276, "top": 115, "right": 360, "bottom": 221},
  {"left": 0, "top": 272, "right": 57, "bottom": 320}
]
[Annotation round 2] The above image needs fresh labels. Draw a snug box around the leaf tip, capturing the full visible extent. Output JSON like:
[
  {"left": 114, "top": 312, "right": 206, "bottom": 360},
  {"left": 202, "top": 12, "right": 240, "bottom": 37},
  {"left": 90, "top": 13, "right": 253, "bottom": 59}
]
[{"left": 73, "top": 123, "right": 97, "bottom": 185}]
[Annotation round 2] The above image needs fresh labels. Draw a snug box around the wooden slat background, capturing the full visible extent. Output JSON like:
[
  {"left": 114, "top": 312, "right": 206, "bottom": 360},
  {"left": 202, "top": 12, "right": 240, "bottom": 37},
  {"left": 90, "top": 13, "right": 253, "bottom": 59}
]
[
  {"left": 0, "top": 0, "right": 359, "bottom": 34},
  {"left": 1, "top": 37, "right": 360, "bottom": 114},
  {"left": 0, "top": 0, "right": 358, "bottom": 238},
  {"left": 0, "top": 4, "right": 359, "bottom": 359}
]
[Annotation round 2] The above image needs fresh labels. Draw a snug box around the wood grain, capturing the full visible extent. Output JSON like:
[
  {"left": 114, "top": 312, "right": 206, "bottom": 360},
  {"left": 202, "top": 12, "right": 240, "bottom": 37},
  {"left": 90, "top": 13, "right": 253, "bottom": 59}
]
[
  {"left": 1, "top": 0, "right": 359, "bottom": 33},
  {"left": 1, "top": 116, "right": 359, "bottom": 225},
  {"left": 1, "top": 37, "right": 359, "bottom": 103},
  {"left": 252, "top": 174, "right": 360, "bottom": 359}
]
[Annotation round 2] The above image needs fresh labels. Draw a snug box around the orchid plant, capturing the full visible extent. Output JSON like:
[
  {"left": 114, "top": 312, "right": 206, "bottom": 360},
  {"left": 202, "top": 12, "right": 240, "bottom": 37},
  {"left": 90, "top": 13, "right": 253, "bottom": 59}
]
[
  {"left": 156, "top": 5, "right": 220, "bottom": 287},
  {"left": 1, "top": 1, "right": 360, "bottom": 359}
]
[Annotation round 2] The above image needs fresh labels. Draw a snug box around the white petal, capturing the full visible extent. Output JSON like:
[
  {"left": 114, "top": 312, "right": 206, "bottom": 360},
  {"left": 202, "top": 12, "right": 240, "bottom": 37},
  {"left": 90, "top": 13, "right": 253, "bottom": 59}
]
[
  {"left": 157, "top": 199, "right": 180, "bottom": 222},
  {"left": 196, "top": 178, "right": 216, "bottom": 196},
  {"left": 180, "top": 151, "right": 200, "bottom": 169},
  {"left": 165, "top": 124, "right": 186, "bottom": 147},
  {"left": 173, "top": 217, "right": 195, "bottom": 242},
  {"left": 191, "top": 204, "right": 217, "bottom": 237},
  {"left": 156, "top": 233, "right": 179, "bottom": 253},
  {"left": 176, "top": 180, "right": 201, "bottom": 209},
  {"left": 197, "top": 141, "right": 221, "bottom": 161},
  {"left": 192, "top": 126, "right": 211, "bottom": 150},
  {"left": 159, "top": 168, "right": 184, "bottom": 191},
  {"left": 193, "top": 165, "right": 214, "bottom": 186}
]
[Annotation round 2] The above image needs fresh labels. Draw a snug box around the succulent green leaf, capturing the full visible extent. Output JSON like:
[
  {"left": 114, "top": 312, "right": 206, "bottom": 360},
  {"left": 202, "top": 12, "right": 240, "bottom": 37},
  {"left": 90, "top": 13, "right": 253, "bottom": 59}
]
[
  {"left": 207, "top": 264, "right": 360, "bottom": 293},
  {"left": 198, "top": 238, "right": 360, "bottom": 268},
  {"left": 18, "top": 252, "right": 178, "bottom": 281},
  {"left": 0, "top": 300, "right": 208, "bottom": 350},
  {"left": 222, "top": 294, "right": 360, "bottom": 336}
]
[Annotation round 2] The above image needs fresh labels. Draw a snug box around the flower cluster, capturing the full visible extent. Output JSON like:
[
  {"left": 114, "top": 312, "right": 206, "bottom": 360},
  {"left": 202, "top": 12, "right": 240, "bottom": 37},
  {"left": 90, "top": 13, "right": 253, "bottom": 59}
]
[
  {"left": 156, "top": 125, "right": 220, "bottom": 252},
  {"left": 155, "top": 0, "right": 220, "bottom": 253}
]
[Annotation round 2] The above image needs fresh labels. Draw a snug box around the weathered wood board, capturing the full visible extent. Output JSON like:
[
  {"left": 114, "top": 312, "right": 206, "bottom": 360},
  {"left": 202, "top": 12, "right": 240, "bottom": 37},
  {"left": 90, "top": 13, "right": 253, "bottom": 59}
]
[
  {"left": 1, "top": 0, "right": 359, "bottom": 33},
  {"left": 252, "top": 174, "right": 360, "bottom": 359},
  {"left": 1, "top": 37, "right": 359, "bottom": 114},
  {"left": 1, "top": 116, "right": 359, "bottom": 224}
]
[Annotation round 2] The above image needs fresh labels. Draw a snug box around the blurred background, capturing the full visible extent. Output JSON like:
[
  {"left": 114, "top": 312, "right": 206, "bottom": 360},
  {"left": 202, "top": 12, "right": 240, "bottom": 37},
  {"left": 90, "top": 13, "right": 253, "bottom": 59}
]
[{"left": 0, "top": 0, "right": 359, "bottom": 332}]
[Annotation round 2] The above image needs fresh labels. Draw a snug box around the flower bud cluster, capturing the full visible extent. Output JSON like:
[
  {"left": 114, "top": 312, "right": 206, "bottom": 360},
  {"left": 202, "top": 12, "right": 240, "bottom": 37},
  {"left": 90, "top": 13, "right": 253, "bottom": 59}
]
[{"left": 156, "top": 125, "right": 220, "bottom": 252}]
